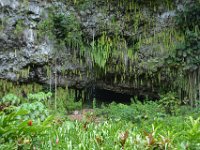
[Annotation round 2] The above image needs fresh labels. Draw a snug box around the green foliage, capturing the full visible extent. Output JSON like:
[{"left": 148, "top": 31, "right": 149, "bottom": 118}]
[
  {"left": 185, "top": 117, "right": 200, "bottom": 146},
  {"left": 91, "top": 32, "right": 112, "bottom": 68},
  {"left": 14, "top": 20, "right": 25, "bottom": 36},
  {"left": 22, "top": 115, "right": 200, "bottom": 150},
  {"left": 173, "top": 0, "right": 200, "bottom": 71},
  {"left": 176, "top": 1, "right": 200, "bottom": 32},
  {"left": 1, "top": 94, "right": 200, "bottom": 149},
  {"left": 177, "top": 105, "right": 200, "bottom": 119},
  {"left": 96, "top": 101, "right": 164, "bottom": 122},
  {"left": 0, "top": 80, "right": 82, "bottom": 113},
  {"left": 54, "top": 13, "right": 82, "bottom": 47},
  {"left": 37, "top": 15, "right": 54, "bottom": 39},
  {"left": 159, "top": 92, "right": 181, "bottom": 115},
  {"left": 56, "top": 88, "right": 82, "bottom": 112},
  {"left": 0, "top": 109, "right": 29, "bottom": 145},
  {"left": 1, "top": 94, "right": 20, "bottom": 106},
  {"left": 0, "top": 107, "right": 52, "bottom": 149},
  {"left": 38, "top": 12, "right": 83, "bottom": 49},
  {"left": 175, "top": 31, "right": 200, "bottom": 71},
  {"left": 17, "top": 102, "right": 49, "bottom": 121},
  {"left": 0, "top": 79, "right": 43, "bottom": 99},
  {"left": 97, "top": 102, "right": 136, "bottom": 121},
  {"left": 27, "top": 92, "right": 52, "bottom": 106},
  {"left": 164, "top": 0, "right": 200, "bottom": 104}
]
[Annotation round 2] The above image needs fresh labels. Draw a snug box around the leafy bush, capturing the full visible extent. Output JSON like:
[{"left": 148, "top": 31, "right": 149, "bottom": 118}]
[
  {"left": 97, "top": 102, "right": 136, "bottom": 121},
  {"left": 184, "top": 117, "right": 200, "bottom": 147},
  {"left": 90, "top": 32, "right": 113, "bottom": 68},
  {"left": 28, "top": 92, "right": 52, "bottom": 102},
  {"left": 0, "top": 94, "right": 20, "bottom": 106},
  {"left": 38, "top": 12, "right": 83, "bottom": 49},
  {"left": 0, "top": 107, "right": 53, "bottom": 149},
  {"left": 159, "top": 92, "right": 181, "bottom": 115},
  {"left": 17, "top": 102, "right": 49, "bottom": 121},
  {"left": 176, "top": 1, "right": 200, "bottom": 32},
  {"left": 53, "top": 13, "right": 83, "bottom": 47},
  {"left": 175, "top": 31, "right": 200, "bottom": 71},
  {"left": 171, "top": 0, "right": 200, "bottom": 72},
  {"left": 95, "top": 101, "right": 163, "bottom": 122}
]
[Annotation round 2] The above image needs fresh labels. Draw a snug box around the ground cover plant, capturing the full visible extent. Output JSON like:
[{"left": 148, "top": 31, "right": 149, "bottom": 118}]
[{"left": 0, "top": 92, "right": 199, "bottom": 150}]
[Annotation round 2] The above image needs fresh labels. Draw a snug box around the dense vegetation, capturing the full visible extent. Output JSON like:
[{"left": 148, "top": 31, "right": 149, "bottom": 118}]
[
  {"left": 0, "top": 91, "right": 200, "bottom": 149},
  {"left": 1, "top": 0, "right": 200, "bottom": 149}
]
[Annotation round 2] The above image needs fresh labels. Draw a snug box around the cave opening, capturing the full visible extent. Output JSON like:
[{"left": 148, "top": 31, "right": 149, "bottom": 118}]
[
  {"left": 81, "top": 87, "right": 148, "bottom": 108},
  {"left": 43, "top": 84, "right": 158, "bottom": 109},
  {"left": 94, "top": 88, "right": 133, "bottom": 105}
]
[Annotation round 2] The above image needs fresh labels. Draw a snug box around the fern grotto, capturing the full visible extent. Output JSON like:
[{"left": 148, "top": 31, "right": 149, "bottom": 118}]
[{"left": 0, "top": 0, "right": 199, "bottom": 149}]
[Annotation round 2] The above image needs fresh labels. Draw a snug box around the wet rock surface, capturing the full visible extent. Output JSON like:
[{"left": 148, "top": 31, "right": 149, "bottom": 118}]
[{"left": 0, "top": 0, "right": 183, "bottom": 99}]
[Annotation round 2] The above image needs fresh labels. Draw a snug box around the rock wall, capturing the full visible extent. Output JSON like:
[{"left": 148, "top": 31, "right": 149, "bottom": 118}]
[{"left": 0, "top": 0, "right": 184, "bottom": 99}]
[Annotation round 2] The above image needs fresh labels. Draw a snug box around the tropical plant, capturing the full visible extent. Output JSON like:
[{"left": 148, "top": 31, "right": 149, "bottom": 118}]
[
  {"left": 24, "top": 115, "right": 200, "bottom": 150},
  {"left": 0, "top": 107, "right": 52, "bottom": 149},
  {"left": 0, "top": 94, "right": 20, "bottom": 106},
  {"left": 90, "top": 32, "right": 112, "bottom": 68},
  {"left": 17, "top": 102, "right": 49, "bottom": 121},
  {"left": 95, "top": 101, "right": 163, "bottom": 122},
  {"left": 28, "top": 92, "right": 52, "bottom": 101},
  {"left": 176, "top": 0, "right": 200, "bottom": 32},
  {"left": 38, "top": 11, "right": 83, "bottom": 49},
  {"left": 185, "top": 117, "right": 200, "bottom": 143},
  {"left": 174, "top": 31, "right": 200, "bottom": 72},
  {"left": 159, "top": 92, "right": 181, "bottom": 115}
]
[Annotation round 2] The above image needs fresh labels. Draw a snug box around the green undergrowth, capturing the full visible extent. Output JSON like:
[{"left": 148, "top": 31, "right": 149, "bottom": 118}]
[
  {"left": 0, "top": 90, "right": 200, "bottom": 149},
  {"left": 95, "top": 101, "right": 200, "bottom": 122},
  {"left": 0, "top": 80, "right": 82, "bottom": 113}
]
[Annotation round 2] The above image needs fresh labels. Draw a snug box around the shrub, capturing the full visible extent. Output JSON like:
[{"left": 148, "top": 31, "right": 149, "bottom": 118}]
[
  {"left": 28, "top": 92, "right": 52, "bottom": 102},
  {"left": 38, "top": 12, "right": 83, "bottom": 49},
  {"left": 96, "top": 101, "right": 163, "bottom": 122},
  {"left": 1, "top": 94, "right": 20, "bottom": 106},
  {"left": 0, "top": 107, "right": 52, "bottom": 149},
  {"left": 159, "top": 92, "right": 181, "bottom": 115},
  {"left": 17, "top": 102, "right": 49, "bottom": 121},
  {"left": 176, "top": 1, "right": 200, "bottom": 32}
]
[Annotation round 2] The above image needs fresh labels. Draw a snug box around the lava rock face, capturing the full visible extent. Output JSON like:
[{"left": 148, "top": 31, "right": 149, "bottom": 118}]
[{"left": 0, "top": 0, "right": 183, "bottom": 99}]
